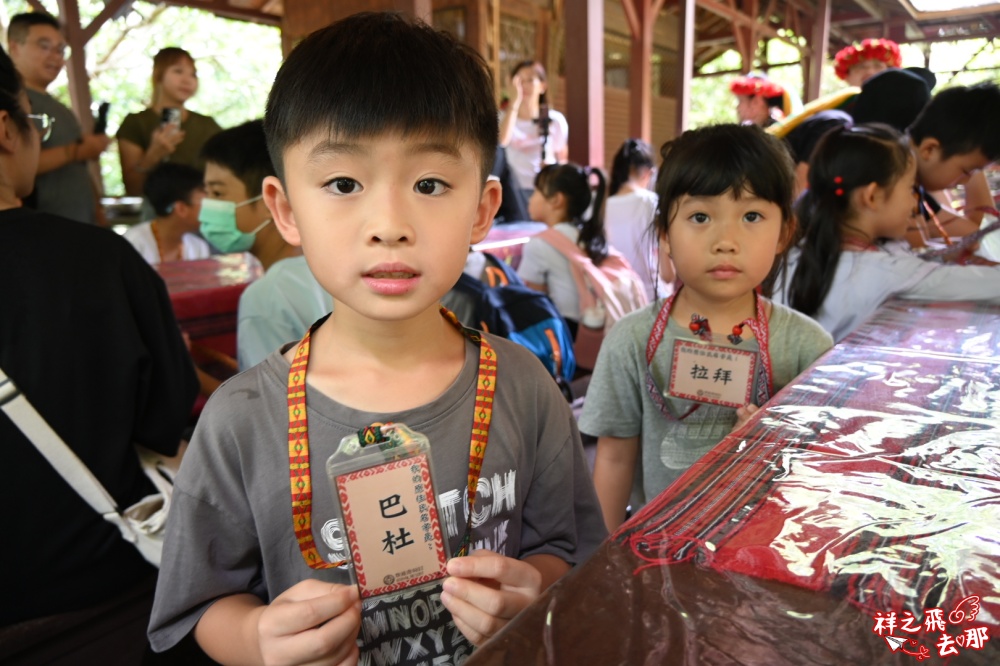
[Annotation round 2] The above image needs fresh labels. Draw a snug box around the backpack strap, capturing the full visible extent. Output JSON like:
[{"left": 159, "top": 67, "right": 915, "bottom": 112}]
[
  {"left": 481, "top": 252, "right": 523, "bottom": 288},
  {"left": 536, "top": 228, "right": 600, "bottom": 314}
]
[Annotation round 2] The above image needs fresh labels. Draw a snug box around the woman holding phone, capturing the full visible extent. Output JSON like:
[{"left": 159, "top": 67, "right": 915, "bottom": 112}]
[{"left": 117, "top": 47, "right": 221, "bottom": 196}]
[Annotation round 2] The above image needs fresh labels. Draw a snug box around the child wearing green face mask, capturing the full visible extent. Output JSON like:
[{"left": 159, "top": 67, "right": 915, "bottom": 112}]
[{"left": 199, "top": 120, "right": 334, "bottom": 370}]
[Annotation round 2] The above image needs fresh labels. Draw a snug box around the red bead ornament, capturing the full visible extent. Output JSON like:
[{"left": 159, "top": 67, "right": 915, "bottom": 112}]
[
  {"left": 689, "top": 314, "right": 712, "bottom": 341},
  {"left": 728, "top": 323, "right": 746, "bottom": 346}
]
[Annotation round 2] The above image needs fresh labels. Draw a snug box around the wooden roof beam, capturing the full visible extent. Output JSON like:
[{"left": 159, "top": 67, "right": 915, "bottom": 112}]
[
  {"left": 851, "top": 0, "right": 884, "bottom": 20},
  {"left": 159, "top": 0, "right": 281, "bottom": 26}
]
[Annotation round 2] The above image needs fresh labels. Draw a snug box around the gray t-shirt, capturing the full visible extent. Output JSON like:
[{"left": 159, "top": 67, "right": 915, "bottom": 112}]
[
  {"left": 149, "top": 334, "right": 606, "bottom": 662},
  {"left": 579, "top": 299, "right": 832, "bottom": 506},
  {"left": 26, "top": 90, "right": 96, "bottom": 225}
]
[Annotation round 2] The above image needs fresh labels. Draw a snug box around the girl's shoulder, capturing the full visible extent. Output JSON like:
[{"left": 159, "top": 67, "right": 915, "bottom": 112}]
[{"left": 766, "top": 298, "right": 833, "bottom": 342}]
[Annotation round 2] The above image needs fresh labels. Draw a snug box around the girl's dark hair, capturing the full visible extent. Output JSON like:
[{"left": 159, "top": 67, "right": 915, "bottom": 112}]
[
  {"left": 0, "top": 46, "right": 29, "bottom": 134},
  {"left": 510, "top": 60, "right": 546, "bottom": 83},
  {"left": 654, "top": 124, "right": 796, "bottom": 296},
  {"left": 787, "top": 123, "right": 912, "bottom": 316},
  {"left": 609, "top": 138, "right": 655, "bottom": 195},
  {"left": 535, "top": 163, "right": 609, "bottom": 265}
]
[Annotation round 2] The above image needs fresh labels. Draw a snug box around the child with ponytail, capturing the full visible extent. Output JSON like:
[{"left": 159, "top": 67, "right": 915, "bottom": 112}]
[
  {"left": 777, "top": 123, "right": 1000, "bottom": 342},
  {"left": 606, "top": 138, "right": 675, "bottom": 301},
  {"left": 581, "top": 124, "right": 833, "bottom": 531},
  {"left": 518, "top": 162, "right": 646, "bottom": 348}
]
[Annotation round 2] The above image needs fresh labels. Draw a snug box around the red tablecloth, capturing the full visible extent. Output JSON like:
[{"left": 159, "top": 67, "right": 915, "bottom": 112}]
[
  {"left": 469, "top": 298, "right": 999, "bottom": 665},
  {"left": 158, "top": 253, "right": 262, "bottom": 360}
]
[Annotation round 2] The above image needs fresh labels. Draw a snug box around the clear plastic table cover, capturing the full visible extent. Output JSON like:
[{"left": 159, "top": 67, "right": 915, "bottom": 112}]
[{"left": 469, "top": 299, "right": 998, "bottom": 665}]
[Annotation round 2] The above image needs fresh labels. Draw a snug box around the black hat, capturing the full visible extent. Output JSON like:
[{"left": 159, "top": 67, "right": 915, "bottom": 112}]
[
  {"left": 851, "top": 68, "right": 932, "bottom": 132},
  {"left": 784, "top": 110, "right": 853, "bottom": 164}
]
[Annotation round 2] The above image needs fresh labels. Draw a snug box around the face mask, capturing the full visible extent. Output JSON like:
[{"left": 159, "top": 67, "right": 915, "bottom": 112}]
[{"left": 198, "top": 195, "right": 269, "bottom": 253}]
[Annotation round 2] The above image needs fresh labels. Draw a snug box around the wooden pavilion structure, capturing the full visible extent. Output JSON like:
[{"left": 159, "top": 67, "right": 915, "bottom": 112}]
[{"left": 17, "top": 0, "right": 1000, "bottom": 170}]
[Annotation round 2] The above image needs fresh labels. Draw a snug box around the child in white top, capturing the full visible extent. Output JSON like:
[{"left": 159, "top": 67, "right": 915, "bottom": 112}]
[
  {"left": 581, "top": 125, "right": 833, "bottom": 531},
  {"left": 517, "top": 163, "right": 611, "bottom": 330},
  {"left": 605, "top": 138, "right": 674, "bottom": 301},
  {"left": 124, "top": 162, "right": 211, "bottom": 264},
  {"left": 777, "top": 123, "right": 1000, "bottom": 342}
]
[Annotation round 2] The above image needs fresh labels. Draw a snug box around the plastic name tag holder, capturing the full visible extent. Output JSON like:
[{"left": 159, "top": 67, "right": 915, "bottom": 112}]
[{"left": 326, "top": 423, "right": 449, "bottom": 599}]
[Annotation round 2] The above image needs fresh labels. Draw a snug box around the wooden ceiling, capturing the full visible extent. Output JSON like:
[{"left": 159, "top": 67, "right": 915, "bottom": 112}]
[{"left": 160, "top": 0, "right": 999, "bottom": 69}]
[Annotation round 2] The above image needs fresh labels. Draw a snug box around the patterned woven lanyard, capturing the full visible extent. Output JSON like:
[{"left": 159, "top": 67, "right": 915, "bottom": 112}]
[
  {"left": 644, "top": 288, "right": 773, "bottom": 421},
  {"left": 287, "top": 307, "right": 497, "bottom": 570}
]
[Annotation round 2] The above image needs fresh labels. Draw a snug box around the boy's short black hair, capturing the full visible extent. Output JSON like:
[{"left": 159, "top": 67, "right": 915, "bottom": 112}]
[
  {"left": 908, "top": 82, "right": 1000, "bottom": 161},
  {"left": 264, "top": 12, "right": 498, "bottom": 183},
  {"left": 8, "top": 13, "right": 62, "bottom": 44},
  {"left": 200, "top": 119, "right": 275, "bottom": 198},
  {"left": 143, "top": 162, "right": 204, "bottom": 217}
]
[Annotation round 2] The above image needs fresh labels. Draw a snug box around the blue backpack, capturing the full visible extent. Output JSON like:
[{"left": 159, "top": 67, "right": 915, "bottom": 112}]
[{"left": 453, "top": 254, "right": 576, "bottom": 387}]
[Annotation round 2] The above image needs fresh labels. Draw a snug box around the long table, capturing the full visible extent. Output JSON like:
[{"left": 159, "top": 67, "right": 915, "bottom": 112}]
[{"left": 468, "top": 298, "right": 1000, "bottom": 665}]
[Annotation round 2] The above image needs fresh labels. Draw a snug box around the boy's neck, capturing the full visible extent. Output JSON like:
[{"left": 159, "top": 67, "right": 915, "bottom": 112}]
[
  {"left": 254, "top": 226, "right": 300, "bottom": 271},
  {"left": 301, "top": 305, "right": 468, "bottom": 413},
  {"left": 152, "top": 217, "right": 185, "bottom": 244}
]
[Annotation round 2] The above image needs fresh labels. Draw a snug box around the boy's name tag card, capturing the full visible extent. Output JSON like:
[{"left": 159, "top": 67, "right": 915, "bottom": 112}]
[
  {"left": 668, "top": 340, "right": 757, "bottom": 409},
  {"left": 335, "top": 454, "right": 448, "bottom": 599}
]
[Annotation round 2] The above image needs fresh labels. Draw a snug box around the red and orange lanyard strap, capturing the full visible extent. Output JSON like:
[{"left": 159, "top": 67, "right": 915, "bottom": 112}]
[
  {"left": 287, "top": 307, "right": 497, "bottom": 570},
  {"left": 644, "top": 288, "right": 773, "bottom": 421}
]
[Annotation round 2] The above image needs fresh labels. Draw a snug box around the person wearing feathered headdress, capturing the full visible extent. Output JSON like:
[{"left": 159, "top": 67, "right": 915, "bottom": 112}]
[
  {"left": 834, "top": 38, "right": 902, "bottom": 87},
  {"left": 729, "top": 73, "right": 797, "bottom": 128}
]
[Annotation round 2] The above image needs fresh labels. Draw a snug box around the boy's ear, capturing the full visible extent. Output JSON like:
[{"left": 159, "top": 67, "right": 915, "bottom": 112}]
[
  {"left": 470, "top": 178, "right": 502, "bottom": 245},
  {"left": 262, "top": 175, "right": 301, "bottom": 247},
  {"left": 915, "top": 137, "right": 941, "bottom": 163}
]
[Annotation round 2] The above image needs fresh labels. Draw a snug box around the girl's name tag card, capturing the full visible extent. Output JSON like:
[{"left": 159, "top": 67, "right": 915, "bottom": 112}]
[{"left": 668, "top": 340, "right": 757, "bottom": 409}]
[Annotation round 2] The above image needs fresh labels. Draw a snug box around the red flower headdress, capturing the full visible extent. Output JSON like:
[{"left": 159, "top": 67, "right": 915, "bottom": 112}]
[
  {"left": 833, "top": 38, "right": 902, "bottom": 81},
  {"left": 729, "top": 75, "right": 784, "bottom": 99}
]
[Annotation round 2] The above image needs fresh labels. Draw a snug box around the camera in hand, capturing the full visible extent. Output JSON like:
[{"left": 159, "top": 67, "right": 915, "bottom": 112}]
[
  {"left": 93, "top": 102, "right": 110, "bottom": 135},
  {"left": 161, "top": 107, "right": 182, "bottom": 128},
  {"left": 534, "top": 92, "right": 552, "bottom": 161}
]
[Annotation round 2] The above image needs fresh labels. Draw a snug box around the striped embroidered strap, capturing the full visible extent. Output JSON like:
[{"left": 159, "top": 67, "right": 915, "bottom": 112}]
[{"left": 287, "top": 307, "right": 497, "bottom": 570}]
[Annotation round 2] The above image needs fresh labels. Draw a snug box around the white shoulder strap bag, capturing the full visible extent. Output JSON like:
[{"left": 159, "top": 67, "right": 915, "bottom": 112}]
[{"left": 0, "top": 366, "right": 170, "bottom": 567}]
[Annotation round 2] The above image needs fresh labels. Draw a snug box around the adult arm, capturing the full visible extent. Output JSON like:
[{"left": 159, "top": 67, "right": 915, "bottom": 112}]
[
  {"left": 36, "top": 134, "right": 111, "bottom": 175},
  {"left": 592, "top": 435, "right": 639, "bottom": 533},
  {"left": 123, "top": 248, "right": 199, "bottom": 454},
  {"left": 119, "top": 126, "right": 185, "bottom": 196},
  {"left": 498, "top": 77, "right": 525, "bottom": 147}
]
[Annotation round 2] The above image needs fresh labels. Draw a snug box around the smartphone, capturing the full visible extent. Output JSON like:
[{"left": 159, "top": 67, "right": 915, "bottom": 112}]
[
  {"left": 93, "top": 102, "right": 110, "bottom": 134},
  {"left": 161, "top": 107, "right": 182, "bottom": 128}
]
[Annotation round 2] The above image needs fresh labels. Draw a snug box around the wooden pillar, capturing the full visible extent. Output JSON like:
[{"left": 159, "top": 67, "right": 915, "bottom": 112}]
[
  {"left": 806, "top": 0, "right": 831, "bottom": 102},
  {"left": 624, "top": 0, "right": 665, "bottom": 143},
  {"left": 674, "top": 0, "right": 695, "bottom": 135},
  {"left": 564, "top": 0, "right": 604, "bottom": 169},
  {"left": 56, "top": 0, "right": 93, "bottom": 132}
]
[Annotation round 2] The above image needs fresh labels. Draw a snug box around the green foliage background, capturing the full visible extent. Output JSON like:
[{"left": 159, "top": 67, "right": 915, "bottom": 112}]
[{"left": 2, "top": 0, "right": 281, "bottom": 196}]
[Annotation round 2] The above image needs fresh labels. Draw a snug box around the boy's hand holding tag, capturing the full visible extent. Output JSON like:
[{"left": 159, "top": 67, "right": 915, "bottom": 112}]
[
  {"left": 441, "top": 550, "right": 544, "bottom": 646},
  {"left": 255, "top": 580, "right": 361, "bottom": 666}
]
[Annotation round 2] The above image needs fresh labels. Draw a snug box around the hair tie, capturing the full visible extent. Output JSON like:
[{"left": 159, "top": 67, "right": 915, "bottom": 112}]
[{"left": 834, "top": 176, "right": 844, "bottom": 197}]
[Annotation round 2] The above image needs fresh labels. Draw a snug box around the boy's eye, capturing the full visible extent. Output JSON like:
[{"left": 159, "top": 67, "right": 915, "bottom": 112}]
[
  {"left": 743, "top": 211, "right": 763, "bottom": 223},
  {"left": 329, "top": 178, "right": 360, "bottom": 195},
  {"left": 415, "top": 179, "right": 447, "bottom": 196}
]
